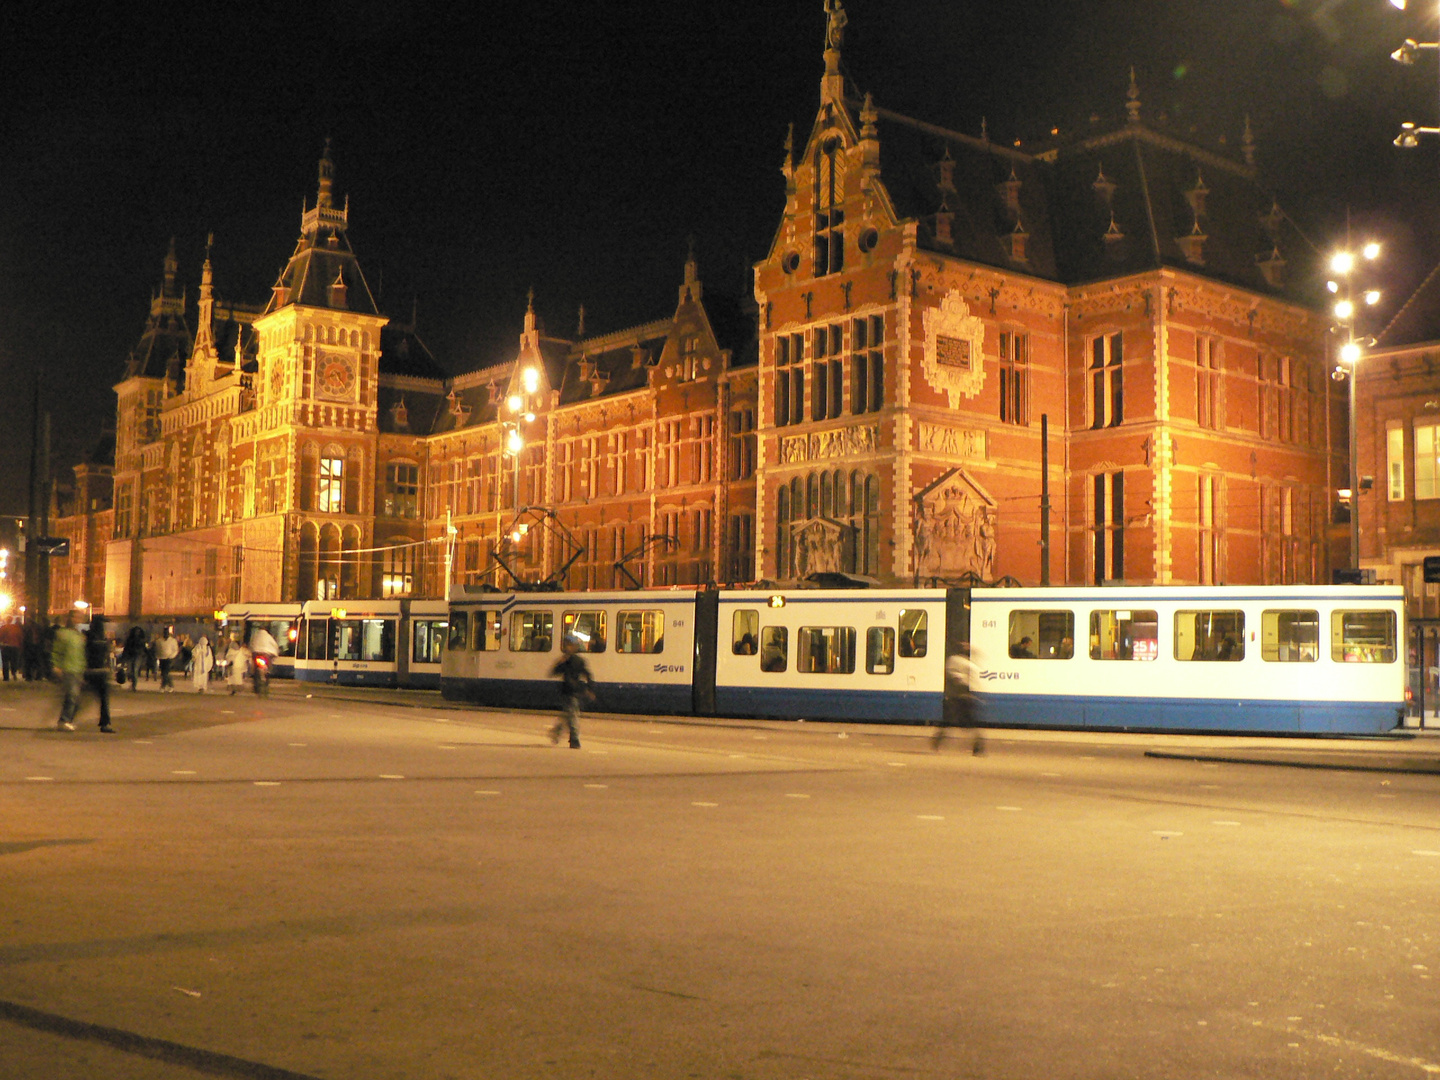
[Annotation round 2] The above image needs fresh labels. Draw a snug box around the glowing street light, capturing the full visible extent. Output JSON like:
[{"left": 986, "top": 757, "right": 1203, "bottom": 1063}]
[{"left": 1330, "top": 236, "right": 1384, "bottom": 571}]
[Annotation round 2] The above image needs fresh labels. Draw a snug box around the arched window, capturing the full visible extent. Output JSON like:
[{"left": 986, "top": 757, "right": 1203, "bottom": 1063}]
[
  {"left": 241, "top": 462, "right": 256, "bottom": 519},
  {"left": 318, "top": 524, "right": 341, "bottom": 600},
  {"left": 318, "top": 444, "right": 343, "bottom": 513},
  {"left": 863, "top": 475, "right": 881, "bottom": 576},
  {"left": 776, "top": 484, "right": 790, "bottom": 579},
  {"left": 300, "top": 444, "right": 318, "bottom": 511},
  {"left": 340, "top": 526, "right": 360, "bottom": 599},
  {"left": 298, "top": 523, "right": 319, "bottom": 601}
]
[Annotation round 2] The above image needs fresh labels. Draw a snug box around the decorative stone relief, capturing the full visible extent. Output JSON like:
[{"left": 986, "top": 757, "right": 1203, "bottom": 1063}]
[
  {"left": 780, "top": 423, "right": 879, "bottom": 464},
  {"left": 913, "top": 470, "right": 997, "bottom": 582},
  {"left": 917, "top": 422, "right": 986, "bottom": 460},
  {"left": 922, "top": 291, "right": 986, "bottom": 406},
  {"left": 790, "top": 517, "right": 848, "bottom": 578}
]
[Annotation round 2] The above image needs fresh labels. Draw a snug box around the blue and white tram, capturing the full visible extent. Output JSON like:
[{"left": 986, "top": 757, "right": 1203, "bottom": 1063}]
[
  {"left": 220, "top": 603, "right": 302, "bottom": 679},
  {"left": 293, "top": 599, "right": 450, "bottom": 688},
  {"left": 715, "top": 589, "right": 950, "bottom": 722},
  {"left": 441, "top": 588, "right": 705, "bottom": 713},
  {"left": 968, "top": 585, "right": 1406, "bottom": 734}
]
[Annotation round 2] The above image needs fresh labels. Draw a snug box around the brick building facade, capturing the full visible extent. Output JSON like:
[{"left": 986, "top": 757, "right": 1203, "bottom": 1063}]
[{"left": 45, "top": 7, "right": 1356, "bottom": 617}]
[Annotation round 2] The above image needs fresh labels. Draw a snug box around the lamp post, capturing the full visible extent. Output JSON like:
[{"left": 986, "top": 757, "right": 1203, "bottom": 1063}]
[
  {"left": 1328, "top": 241, "right": 1383, "bottom": 572},
  {"left": 1389, "top": 2, "right": 1440, "bottom": 147},
  {"left": 504, "top": 365, "right": 541, "bottom": 511}
]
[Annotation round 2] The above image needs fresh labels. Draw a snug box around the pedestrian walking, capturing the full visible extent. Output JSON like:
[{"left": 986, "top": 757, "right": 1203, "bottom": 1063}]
[
  {"left": 549, "top": 635, "right": 593, "bottom": 749},
  {"left": 122, "top": 625, "right": 147, "bottom": 691},
  {"left": 83, "top": 614, "right": 115, "bottom": 733},
  {"left": 0, "top": 616, "right": 22, "bottom": 680},
  {"left": 190, "top": 634, "right": 214, "bottom": 692},
  {"left": 51, "top": 611, "right": 85, "bottom": 730},
  {"left": 224, "top": 637, "right": 249, "bottom": 695},
  {"left": 935, "top": 642, "right": 984, "bottom": 754},
  {"left": 155, "top": 627, "right": 179, "bottom": 692}
]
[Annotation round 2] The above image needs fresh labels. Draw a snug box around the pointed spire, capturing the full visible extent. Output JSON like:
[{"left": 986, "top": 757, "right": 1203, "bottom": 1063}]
[
  {"left": 680, "top": 240, "right": 702, "bottom": 305},
  {"left": 524, "top": 286, "right": 537, "bottom": 334},
  {"left": 980, "top": 116, "right": 989, "bottom": 143},
  {"left": 317, "top": 138, "right": 335, "bottom": 210},
  {"left": 1242, "top": 114, "right": 1256, "bottom": 168},
  {"left": 577, "top": 304, "right": 586, "bottom": 338},
  {"left": 860, "top": 93, "right": 878, "bottom": 138},
  {"left": 1126, "top": 68, "right": 1141, "bottom": 125},
  {"left": 164, "top": 236, "right": 179, "bottom": 289}
]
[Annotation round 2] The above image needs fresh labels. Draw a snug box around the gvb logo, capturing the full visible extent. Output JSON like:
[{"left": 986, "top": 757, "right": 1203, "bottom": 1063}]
[{"left": 979, "top": 670, "right": 1019, "bottom": 681}]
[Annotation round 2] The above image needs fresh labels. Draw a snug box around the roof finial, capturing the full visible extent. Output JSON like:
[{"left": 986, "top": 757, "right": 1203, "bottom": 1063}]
[
  {"left": 577, "top": 303, "right": 586, "bottom": 338},
  {"left": 981, "top": 116, "right": 989, "bottom": 143},
  {"left": 317, "top": 138, "right": 335, "bottom": 209},
  {"left": 1242, "top": 114, "right": 1256, "bottom": 167},
  {"left": 1126, "top": 68, "right": 1141, "bottom": 125},
  {"left": 821, "top": 0, "right": 847, "bottom": 104}
]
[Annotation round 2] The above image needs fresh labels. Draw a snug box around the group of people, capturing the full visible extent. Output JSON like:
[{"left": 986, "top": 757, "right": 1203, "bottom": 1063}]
[{"left": 38, "top": 615, "right": 279, "bottom": 733}]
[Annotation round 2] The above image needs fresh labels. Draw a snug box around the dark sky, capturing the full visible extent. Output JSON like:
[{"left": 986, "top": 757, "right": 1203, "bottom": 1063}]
[{"left": 3, "top": 0, "right": 1439, "bottom": 517}]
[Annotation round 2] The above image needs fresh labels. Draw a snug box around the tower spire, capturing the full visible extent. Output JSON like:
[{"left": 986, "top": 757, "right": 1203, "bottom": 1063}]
[
  {"left": 1126, "top": 68, "right": 1141, "bottom": 125},
  {"left": 317, "top": 137, "right": 335, "bottom": 210}
]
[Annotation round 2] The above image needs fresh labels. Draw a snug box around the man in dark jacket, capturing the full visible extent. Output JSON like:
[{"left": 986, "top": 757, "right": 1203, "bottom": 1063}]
[
  {"left": 549, "top": 636, "right": 593, "bottom": 749},
  {"left": 84, "top": 615, "right": 115, "bottom": 733}
]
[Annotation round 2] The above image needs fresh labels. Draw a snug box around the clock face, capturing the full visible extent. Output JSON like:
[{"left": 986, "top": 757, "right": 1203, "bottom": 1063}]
[{"left": 317, "top": 353, "right": 356, "bottom": 399}]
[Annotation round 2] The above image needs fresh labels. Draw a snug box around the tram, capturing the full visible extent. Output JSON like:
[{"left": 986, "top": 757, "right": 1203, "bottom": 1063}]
[
  {"left": 441, "top": 583, "right": 1407, "bottom": 735},
  {"left": 292, "top": 599, "right": 449, "bottom": 688}
]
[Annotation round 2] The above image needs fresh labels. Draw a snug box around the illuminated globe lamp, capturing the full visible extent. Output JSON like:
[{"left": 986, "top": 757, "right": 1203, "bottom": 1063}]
[{"left": 1328, "top": 239, "right": 1383, "bottom": 572}]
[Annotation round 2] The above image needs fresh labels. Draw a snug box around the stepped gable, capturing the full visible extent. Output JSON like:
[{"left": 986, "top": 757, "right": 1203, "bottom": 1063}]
[
  {"left": 122, "top": 239, "right": 192, "bottom": 382},
  {"left": 863, "top": 103, "right": 1060, "bottom": 279},
  {"left": 263, "top": 142, "right": 380, "bottom": 317}
]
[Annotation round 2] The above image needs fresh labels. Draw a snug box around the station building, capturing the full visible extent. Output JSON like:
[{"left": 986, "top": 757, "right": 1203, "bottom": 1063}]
[{"left": 43, "top": 10, "right": 1358, "bottom": 618}]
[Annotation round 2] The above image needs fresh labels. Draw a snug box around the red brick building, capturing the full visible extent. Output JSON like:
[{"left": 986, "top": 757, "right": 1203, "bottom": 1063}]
[{"left": 51, "top": 7, "right": 1351, "bottom": 617}]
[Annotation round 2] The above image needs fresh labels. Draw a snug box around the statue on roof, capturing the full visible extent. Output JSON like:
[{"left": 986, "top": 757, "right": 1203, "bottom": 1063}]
[{"left": 825, "top": 0, "right": 847, "bottom": 52}]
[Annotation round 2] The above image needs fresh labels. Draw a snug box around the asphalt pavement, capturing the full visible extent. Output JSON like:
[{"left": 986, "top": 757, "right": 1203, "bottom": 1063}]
[{"left": 2, "top": 676, "right": 1438, "bottom": 1079}]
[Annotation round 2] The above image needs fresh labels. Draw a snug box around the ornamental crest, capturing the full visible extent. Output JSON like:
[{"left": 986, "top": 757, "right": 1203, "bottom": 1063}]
[
  {"left": 913, "top": 470, "right": 997, "bottom": 582},
  {"left": 923, "top": 291, "right": 986, "bottom": 405}
]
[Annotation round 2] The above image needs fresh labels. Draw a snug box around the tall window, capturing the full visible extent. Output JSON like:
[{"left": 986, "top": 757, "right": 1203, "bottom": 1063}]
[
  {"left": 1388, "top": 426, "right": 1405, "bottom": 501},
  {"left": 729, "top": 408, "right": 756, "bottom": 480},
  {"left": 775, "top": 332, "right": 805, "bottom": 426},
  {"left": 384, "top": 462, "right": 419, "bottom": 519},
  {"left": 1277, "top": 356, "right": 1294, "bottom": 442},
  {"left": 1090, "top": 332, "right": 1123, "bottom": 428},
  {"left": 851, "top": 314, "right": 884, "bottom": 414},
  {"left": 1092, "top": 471, "right": 1124, "bottom": 585},
  {"left": 319, "top": 455, "right": 343, "bottom": 513},
  {"left": 727, "top": 512, "right": 754, "bottom": 582},
  {"left": 1415, "top": 423, "right": 1439, "bottom": 500},
  {"left": 114, "top": 484, "right": 133, "bottom": 538},
  {"left": 382, "top": 543, "right": 415, "bottom": 597},
  {"left": 998, "top": 330, "right": 1029, "bottom": 425},
  {"left": 812, "top": 323, "right": 844, "bottom": 421},
  {"left": 814, "top": 138, "right": 844, "bottom": 276},
  {"left": 1196, "top": 334, "right": 1220, "bottom": 429},
  {"left": 1199, "top": 473, "right": 1221, "bottom": 584}
]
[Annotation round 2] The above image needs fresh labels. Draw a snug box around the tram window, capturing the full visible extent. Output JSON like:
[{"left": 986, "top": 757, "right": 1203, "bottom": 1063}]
[
  {"left": 1174, "top": 610, "right": 1245, "bottom": 661},
  {"left": 759, "top": 626, "right": 788, "bottom": 672},
  {"left": 898, "top": 610, "right": 928, "bottom": 657},
  {"left": 1261, "top": 610, "right": 1318, "bottom": 662},
  {"left": 472, "top": 610, "right": 501, "bottom": 652},
  {"left": 295, "top": 618, "right": 309, "bottom": 659},
  {"left": 447, "top": 612, "right": 470, "bottom": 651},
  {"left": 307, "top": 618, "right": 329, "bottom": 661},
  {"left": 360, "top": 619, "right": 395, "bottom": 663},
  {"left": 617, "top": 610, "right": 664, "bottom": 653},
  {"left": 562, "top": 611, "right": 607, "bottom": 653},
  {"left": 258, "top": 620, "right": 297, "bottom": 658},
  {"left": 1332, "top": 610, "right": 1397, "bottom": 663},
  {"left": 797, "top": 627, "right": 856, "bottom": 674},
  {"left": 866, "top": 627, "right": 895, "bottom": 674},
  {"left": 333, "top": 620, "right": 361, "bottom": 661},
  {"left": 412, "top": 620, "right": 447, "bottom": 665},
  {"left": 1088, "top": 609, "right": 1158, "bottom": 661},
  {"left": 732, "top": 609, "right": 759, "bottom": 655},
  {"left": 1008, "top": 611, "right": 1074, "bottom": 659},
  {"left": 510, "top": 611, "right": 553, "bottom": 652}
]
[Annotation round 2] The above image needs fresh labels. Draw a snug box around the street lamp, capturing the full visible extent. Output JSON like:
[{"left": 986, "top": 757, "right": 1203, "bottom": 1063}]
[
  {"left": 503, "top": 365, "right": 540, "bottom": 511},
  {"left": 1389, "top": 4, "right": 1440, "bottom": 145},
  {"left": 1329, "top": 240, "right": 1383, "bottom": 572}
]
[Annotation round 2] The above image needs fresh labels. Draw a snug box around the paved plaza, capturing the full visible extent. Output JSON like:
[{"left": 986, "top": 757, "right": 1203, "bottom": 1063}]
[{"left": 2, "top": 677, "right": 1439, "bottom": 1079}]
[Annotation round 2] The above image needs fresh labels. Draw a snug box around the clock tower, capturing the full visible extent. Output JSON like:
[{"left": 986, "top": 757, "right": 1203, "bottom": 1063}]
[{"left": 250, "top": 142, "right": 389, "bottom": 601}]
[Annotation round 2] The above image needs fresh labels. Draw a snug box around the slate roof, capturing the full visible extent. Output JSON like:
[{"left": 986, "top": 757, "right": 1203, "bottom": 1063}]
[
  {"left": 379, "top": 323, "right": 449, "bottom": 380},
  {"left": 264, "top": 228, "right": 380, "bottom": 316}
]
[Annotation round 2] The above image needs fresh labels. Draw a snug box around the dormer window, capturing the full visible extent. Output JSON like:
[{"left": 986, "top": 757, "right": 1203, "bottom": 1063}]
[{"left": 814, "top": 138, "right": 844, "bottom": 276}]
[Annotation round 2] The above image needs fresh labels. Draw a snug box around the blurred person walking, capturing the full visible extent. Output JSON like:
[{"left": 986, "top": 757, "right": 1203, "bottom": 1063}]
[
  {"left": 549, "top": 635, "right": 593, "bottom": 749},
  {"left": 0, "top": 617, "right": 22, "bottom": 680},
  {"left": 83, "top": 614, "right": 115, "bottom": 733},
  {"left": 121, "top": 625, "right": 147, "bottom": 691},
  {"left": 155, "top": 627, "right": 179, "bottom": 692},
  {"left": 190, "top": 634, "right": 214, "bottom": 692},
  {"left": 51, "top": 611, "right": 85, "bottom": 731},
  {"left": 935, "top": 642, "right": 984, "bottom": 755}
]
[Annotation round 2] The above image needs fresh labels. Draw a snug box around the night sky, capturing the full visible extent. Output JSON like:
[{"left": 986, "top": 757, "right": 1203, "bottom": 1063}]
[{"left": 3, "top": 0, "right": 1439, "bottom": 518}]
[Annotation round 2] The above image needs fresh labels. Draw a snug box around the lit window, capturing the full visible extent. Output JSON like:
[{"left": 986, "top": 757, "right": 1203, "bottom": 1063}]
[
  {"left": 1174, "top": 610, "right": 1244, "bottom": 661},
  {"left": 319, "top": 456, "right": 343, "bottom": 513},
  {"left": 1088, "top": 609, "right": 1158, "bottom": 660},
  {"left": 1332, "top": 610, "right": 1396, "bottom": 663}
]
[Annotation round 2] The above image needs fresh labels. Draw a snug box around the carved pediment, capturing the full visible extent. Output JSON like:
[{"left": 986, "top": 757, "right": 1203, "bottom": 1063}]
[{"left": 914, "top": 469, "right": 997, "bottom": 582}]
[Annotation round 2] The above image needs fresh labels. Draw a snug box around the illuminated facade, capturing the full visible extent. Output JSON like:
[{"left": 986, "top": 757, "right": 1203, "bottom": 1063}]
[{"left": 46, "top": 8, "right": 1356, "bottom": 617}]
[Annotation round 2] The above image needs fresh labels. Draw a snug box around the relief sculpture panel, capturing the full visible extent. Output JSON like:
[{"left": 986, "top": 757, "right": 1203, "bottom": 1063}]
[{"left": 913, "top": 470, "right": 997, "bottom": 582}]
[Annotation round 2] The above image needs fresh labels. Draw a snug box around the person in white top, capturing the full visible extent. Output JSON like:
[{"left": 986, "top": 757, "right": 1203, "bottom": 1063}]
[
  {"left": 936, "top": 643, "right": 985, "bottom": 754},
  {"left": 247, "top": 626, "right": 279, "bottom": 695},
  {"left": 155, "top": 628, "right": 180, "bottom": 692},
  {"left": 190, "top": 634, "right": 214, "bottom": 693}
]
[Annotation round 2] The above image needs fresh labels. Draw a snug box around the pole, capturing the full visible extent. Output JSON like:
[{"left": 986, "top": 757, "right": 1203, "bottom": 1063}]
[
  {"left": 1349, "top": 352, "right": 1360, "bottom": 572},
  {"left": 1040, "top": 413, "right": 1051, "bottom": 586},
  {"left": 443, "top": 507, "right": 453, "bottom": 599}
]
